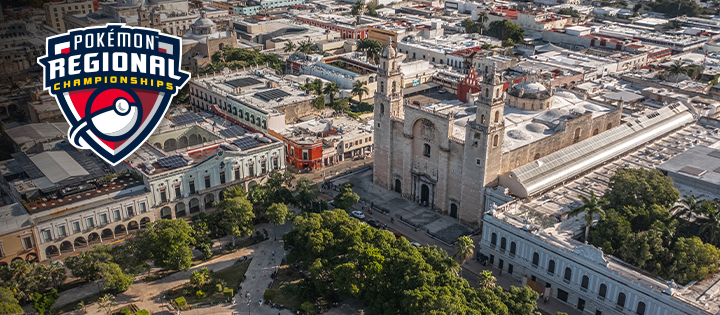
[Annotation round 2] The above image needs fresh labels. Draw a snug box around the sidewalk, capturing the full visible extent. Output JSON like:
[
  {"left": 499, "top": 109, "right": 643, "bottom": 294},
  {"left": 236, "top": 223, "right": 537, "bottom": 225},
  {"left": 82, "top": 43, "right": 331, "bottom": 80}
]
[{"left": 56, "top": 221, "right": 294, "bottom": 315}]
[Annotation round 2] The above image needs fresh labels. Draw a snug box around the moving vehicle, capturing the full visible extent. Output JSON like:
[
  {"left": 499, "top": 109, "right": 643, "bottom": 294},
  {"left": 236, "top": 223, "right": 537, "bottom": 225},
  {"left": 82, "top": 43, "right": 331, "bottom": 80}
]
[{"left": 351, "top": 211, "right": 365, "bottom": 219}]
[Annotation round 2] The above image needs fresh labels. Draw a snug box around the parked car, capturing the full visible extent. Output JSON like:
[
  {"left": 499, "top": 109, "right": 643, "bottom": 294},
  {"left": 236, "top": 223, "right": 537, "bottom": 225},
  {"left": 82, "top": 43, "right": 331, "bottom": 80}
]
[
  {"left": 351, "top": 211, "right": 365, "bottom": 219},
  {"left": 409, "top": 242, "right": 422, "bottom": 247},
  {"left": 413, "top": 100, "right": 421, "bottom": 105},
  {"left": 366, "top": 219, "right": 387, "bottom": 229},
  {"left": 438, "top": 88, "right": 448, "bottom": 94}
]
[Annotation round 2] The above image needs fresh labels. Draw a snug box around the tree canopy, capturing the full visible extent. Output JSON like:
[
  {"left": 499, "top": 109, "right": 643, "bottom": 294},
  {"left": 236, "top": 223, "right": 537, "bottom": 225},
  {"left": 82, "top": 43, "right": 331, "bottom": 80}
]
[
  {"left": 589, "top": 169, "right": 720, "bottom": 284},
  {"left": 284, "top": 209, "right": 541, "bottom": 315},
  {"left": 333, "top": 183, "right": 360, "bottom": 211},
  {"left": 486, "top": 20, "right": 524, "bottom": 47},
  {"left": 137, "top": 219, "right": 195, "bottom": 272},
  {"left": 648, "top": 0, "right": 705, "bottom": 17}
]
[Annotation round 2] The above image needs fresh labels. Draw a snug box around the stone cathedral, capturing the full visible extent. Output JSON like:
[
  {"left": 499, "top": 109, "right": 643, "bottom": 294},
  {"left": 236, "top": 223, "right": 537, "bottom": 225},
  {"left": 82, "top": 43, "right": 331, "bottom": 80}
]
[{"left": 373, "top": 39, "right": 623, "bottom": 226}]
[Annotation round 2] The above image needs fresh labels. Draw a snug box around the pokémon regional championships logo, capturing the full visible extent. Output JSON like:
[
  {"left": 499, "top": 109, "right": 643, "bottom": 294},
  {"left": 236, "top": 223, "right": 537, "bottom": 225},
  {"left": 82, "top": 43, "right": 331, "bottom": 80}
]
[{"left": 38, "top": 24, "right": 190, "bottom": 165}]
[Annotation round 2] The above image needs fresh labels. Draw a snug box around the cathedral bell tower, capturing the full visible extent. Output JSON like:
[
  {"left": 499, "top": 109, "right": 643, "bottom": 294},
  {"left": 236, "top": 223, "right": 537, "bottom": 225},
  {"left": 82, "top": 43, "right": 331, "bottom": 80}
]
[
  {"left": 458, "top": 64, "right": 508, "bottom": 223},
  {"left": 373, "top": 36, "right": 405, "bottom": 191},
  {"left": 137, "top": 3, "right": 150, "bottom": 28}
]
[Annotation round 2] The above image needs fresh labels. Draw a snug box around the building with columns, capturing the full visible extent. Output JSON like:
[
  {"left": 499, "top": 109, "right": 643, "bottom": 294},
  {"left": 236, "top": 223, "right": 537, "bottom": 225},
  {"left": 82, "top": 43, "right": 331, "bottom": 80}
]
[
  {"left": 373, "top": 40, "right": 624, "bottom": 226},
  {"left": 126, "top": 111, "right": 285, "bottom": 221}
]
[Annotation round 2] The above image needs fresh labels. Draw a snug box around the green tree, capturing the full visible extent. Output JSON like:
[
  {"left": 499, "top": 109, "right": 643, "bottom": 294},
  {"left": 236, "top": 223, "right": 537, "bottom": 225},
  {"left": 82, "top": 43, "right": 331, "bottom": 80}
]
[
  {"left": 190, "top": 267, "right": 212, "bottom": 288},
  {"left": 265, "top": 170, "right": 296, "bottom": 204},
  {"left": 294, "top": 177, "right": 321, "bottom": 212},
  {"left": 313, "top": 94, "right": 326, "bottom": 109},
  {"left": 603, "top": 168, "right": 680, "bottom": 210},
  {"left": 215, "top": 187, "right": 255, "bottom": 246},
  {"left": 137, "top": 219, "right": 195, "bottom": 272},
  {"left": 672, "top": 194, "right": 704, "bottom": 218},
  {"left": 65, "top": 246, "right": 112, "bottom": 282},
  {"left": 98, "top": 294, "right": 117, "bottom": 315},
  {"left": 297, "top": 40, "right": 316, "bottom": 55},
  {"left": 589, "top": 209, "right": 632, "bottom": 255},
  {"left": 99, "top": 262, "right": 134, "bottom": 292},
  {"left": 351, "top": 0, "right": 363, "bottom": 15},
  {"left": 477, "top": 270, "right": 496, "bottom": 289},
  {"left": 0, "top": 287, "right": 22, "bottom": 315},
  {"left": 671, "top": 237, "right": 720, "bottom": 283},
  {"left": 667, "top": 60, "right": 689, "bottom": 83},
  {"left": 351, "top": 80, "right": 370, "bottom": 102},
  {"left": 558, "top": 8, "right": 580, "bottom": 17},
  {"left": 267, "top": 203, "right": 292, "bottom": 240},
  {"left": 333, "top": 183, "right": 360, "bottom": 211},
  {"left": 697, "top": 202, "right": 720, "bottom": 246},
  {"left": 31, "top": 289, "right": 58, "bottom": 315},
  {"left": 461, "top": 18, "right": 481, "bottom": 34},
  {"left": 453, "top": 236, "right": 474, "bottom": 277},
  {"left": 323, "top": 82, "right": 341, "bottom": 109},
  {"left": 76, "top": 300, "right": 88, "bottom": 314},
  {"left": 358, "top": 39, "right": 384, "bottom": 64},
  {"left": 486, "top": 20, "right": 524, "bottom": 46},
  {"left": 648, "top": 0, "right": 704, "bottom": 17},
  {"left": 283, "top": 40, "right": 297, "bottom": 53},
  {"left": 567, "top": 191, "right": 606, "bottom": 242}
]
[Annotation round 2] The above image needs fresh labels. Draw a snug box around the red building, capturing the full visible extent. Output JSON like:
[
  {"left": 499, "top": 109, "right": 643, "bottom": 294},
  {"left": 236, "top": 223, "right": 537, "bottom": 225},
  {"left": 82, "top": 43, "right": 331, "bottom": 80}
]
[
  {"left": 294, "top": 15, "right": 372, "bottom": 39},
  {"left": 284, "top": 137, "right": 324, "bottom": 171}
]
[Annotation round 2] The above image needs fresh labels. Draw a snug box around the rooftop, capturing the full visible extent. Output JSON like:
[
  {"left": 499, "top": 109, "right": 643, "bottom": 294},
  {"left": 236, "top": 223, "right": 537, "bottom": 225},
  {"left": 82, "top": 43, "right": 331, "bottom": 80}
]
[
  {"left": 0, "top": 203, "right": 32, "bottom": 235},
  {"left": 5, "top": 122, "right": 69, "bottom": 146}
]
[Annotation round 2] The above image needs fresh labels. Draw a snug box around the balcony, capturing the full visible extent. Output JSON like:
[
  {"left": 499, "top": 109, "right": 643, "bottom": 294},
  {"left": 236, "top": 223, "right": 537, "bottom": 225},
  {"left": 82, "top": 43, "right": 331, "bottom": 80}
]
[
  {"left": 614, "top": 305, "right": 624, "bottom": 312},
  {"left": 563, "top": 279, "right": 570, "bottom": 284}
]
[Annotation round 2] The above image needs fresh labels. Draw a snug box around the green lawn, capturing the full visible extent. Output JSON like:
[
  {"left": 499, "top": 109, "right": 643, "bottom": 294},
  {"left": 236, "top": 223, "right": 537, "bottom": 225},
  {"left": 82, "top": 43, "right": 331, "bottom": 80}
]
[{"left": 166, "top": 259, "right": 252, "bottom": 308}]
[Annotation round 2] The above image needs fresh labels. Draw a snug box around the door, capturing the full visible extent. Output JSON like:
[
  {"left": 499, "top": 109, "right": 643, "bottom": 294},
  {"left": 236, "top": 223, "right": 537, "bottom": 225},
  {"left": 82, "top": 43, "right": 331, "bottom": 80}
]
[
  {"left": 557, "top": 289, "right": 569, "bottom": 303},
  {"left": 508, "top": 264, "right": 513, "bottom": 275},
  {"left": 578, "top": 298, "right": 585, "bottom": 311},
  {"left": 395, "top": 179, "right": 402, "bottom": 194},
  {"left": 421, "top": 184, "right": 429, "bottom": 205},
  {"left": 450, "top": 203, "right": 458, "bottom": 219}
]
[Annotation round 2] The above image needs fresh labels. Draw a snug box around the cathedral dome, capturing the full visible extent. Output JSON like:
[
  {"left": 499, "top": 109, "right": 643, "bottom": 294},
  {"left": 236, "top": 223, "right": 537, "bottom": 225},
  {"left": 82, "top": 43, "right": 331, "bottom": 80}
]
[{"left": 514, "top": 81, "right": 546, "bottom": 92}]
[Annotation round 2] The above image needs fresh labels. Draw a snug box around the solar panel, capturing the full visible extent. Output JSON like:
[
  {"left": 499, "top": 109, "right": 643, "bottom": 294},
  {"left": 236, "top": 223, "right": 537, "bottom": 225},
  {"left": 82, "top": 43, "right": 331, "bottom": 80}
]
[
  {"left": 158, "top": 155, "right": 188, "bottom": 169},
  {"left": 219, "top": 126, "right": 247, "bottom": 138},
  {"left": 679, "top": 166, "right": 707, "bottom": 176},
  {"left": 255, "top": 89, "right": 291, "bottom": 102},
  {"left": 173, "top": 113, "right": 205, "bottom": 126},
  {"left": 708, "top": 150, "right": 720, "bottom": 159},
  {"left": 198, "top": 111, "right": 214, "bottom": 118},
  {"left": 226, "top": 77, "right": 262, "bottom": 88},
  {"left": 233, "top": 137, "right": 262, "bottom": 150}
]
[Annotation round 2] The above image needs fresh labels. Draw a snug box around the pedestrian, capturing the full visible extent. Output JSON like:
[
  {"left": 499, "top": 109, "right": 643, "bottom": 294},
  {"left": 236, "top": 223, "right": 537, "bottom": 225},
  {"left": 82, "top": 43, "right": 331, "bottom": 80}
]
[
  {"left": 272, "top": 250, "right": 275, "bottom": 256},
  {"left": 391, "top": 217, "right": 394, "bottom": 224}
]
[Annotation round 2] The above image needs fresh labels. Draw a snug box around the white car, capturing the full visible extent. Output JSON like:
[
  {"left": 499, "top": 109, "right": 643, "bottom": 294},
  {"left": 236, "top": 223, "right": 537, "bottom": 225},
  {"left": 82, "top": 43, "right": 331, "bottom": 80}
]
[
  {"left": 351, "top": 211, "right": 366, "bottom": 219},
  {"left": 409, "top": 242, "right": 422, "bottom": 247},
  {"left": 438, "top": 89, "right": 448, "bottom": 94}
]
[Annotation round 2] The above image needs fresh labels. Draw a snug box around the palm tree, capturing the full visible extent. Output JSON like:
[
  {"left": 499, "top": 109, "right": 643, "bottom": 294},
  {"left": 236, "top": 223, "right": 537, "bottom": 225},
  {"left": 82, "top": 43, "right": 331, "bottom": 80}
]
[
  {"left": 698, "top": 202, "right": 720, "bottom": 246},
  {"left": 98, "top": 294, "right": 117, "bottom": 315},
  {"left": 667, "top": 60, "right": 688, "bottom": 83},
  {"left": 296, "top": 40, "right": 316, "bottom": 55},
  {"left": 453, "top": 236, "right": 474, "bottom": 277},
  {"left": 672, "top": 194, "right": 703, "bottom": 218},
  {"left": 476, "top": 11, "right": 488, "bottom": 35},
  {"left": 283, "top": 40, "right": 297, "bottom": 53},
  {"left": 76, "top": 301, "right": 88, "bottom": 314},
  {"left": 365, "top": 41, "right": 384, "bottom": 64},
  {"left": 567, "top": 191, "right": 606, "bottom": 242},
  {"left": 351, "top": 80, "right": 369, "bottom": 102},
  {"left": 46, "top": 261, "right": 67, "bottom": 288},
  {"left": 477, "top": 270, "right": 496, "bottom": 289},
  {"left": 323, "top": 81, "right": 340, "bottom": 108}
]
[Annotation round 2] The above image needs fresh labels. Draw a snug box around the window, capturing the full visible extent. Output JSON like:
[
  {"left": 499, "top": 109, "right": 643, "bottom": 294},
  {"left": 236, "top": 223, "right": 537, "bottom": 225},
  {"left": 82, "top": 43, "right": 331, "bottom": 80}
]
[
  {"left": 175, "top": 186, "right": 181, "bottom": 199},
  {"left": 189, "top": 181, "right": 196, "bottom": 194},
  {"left": 581, "top": 275, "right": 589, "bottom": 290},
  {"left": 480, "top": 114, "right": 485, "bottom": 124},
  {"left": 113, "top": 210, "right": 120, "bottom": 220},
  {"left": 599, "top": 284, "right": 607, "bottom": 299},
  {"left": 636, "top": 302, "right": 646, "bottom": 315},
  {"left": 617, "top": 292, "right": 626, "bottom": 308},
  {"left": 220, "top": 172, "right": 226, "bottom": 184},
  {"left": 423, "top": 143, "right": 431, "bottom": 157},
  {"left": 127, "top": 206, "right": 134, "bottom": 216},
  {"left": 22, "top": 237, "right": 33, "bottom": 249},
  {"left": 607, "top": 123, "right": 612, "bottom": 130},
  {"left": 592, "top": 128, "right": 599, "bottom": 136},
  {"left": 564, "top": 267, "right": 572, "bottom": 281},
  {"left": 500, "top": 237, "right": 506, "bottom": 250},
  {"left": 510, "top": 242, "right": 516, "bottom": 255},
  {"left": 493, "top": 135, "right": 499, "bottom": 147},
  {"left": 380, "top": 103, "right": 385, "bottom": 114},
  {"left": 72, "top": 221, "right": 81, "bottom": 233},
  {"left": 58, "top": 225, "right": 66, "bottom": 237},
  {"left": 204, "top": 176, "right": 211, "bottom": 189},
  {"left": 547, "top": 260, "right": 555, "bottom": 274},
  {"left": 261, "top": 161, "right": 267, "bottom": 174},
  {"left": 139, "top": 203, "right": 146, "bottom": 213},
  {"left": 234, "top": 168, "right": 240, "bottom": 180},
  {"left": 86, "top": 217, "right": 94, "bottom": 228},
  {"left": 99, "top": 213, "right": 108, "bottom": 224},
  {"left": 160, "top": 189, "right": 167, "bottom": 203},
  {"left": 303, "top": 150, "right": 308, "bottom": 160},
  {"left": 532, "top": 252, "right": 539, "bottom": 266},
  {"left": 43, "top": 230, "right": 52, "bottom": 242},
  {"left": 494, "top": 111, "right": 499, "bottom": 123},
  {"left": 490, "top": 233, "right": 497, "bottom": 246}
]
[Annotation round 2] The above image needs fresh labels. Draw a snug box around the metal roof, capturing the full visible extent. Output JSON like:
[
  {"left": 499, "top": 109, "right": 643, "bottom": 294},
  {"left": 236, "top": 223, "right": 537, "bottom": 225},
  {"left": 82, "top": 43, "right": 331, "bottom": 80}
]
[
  {"left": 500, "top": 102, "right": 696, "bottom": 198},
  {"left": 29, "top": 151, "right": 89, "bottom": 184}
]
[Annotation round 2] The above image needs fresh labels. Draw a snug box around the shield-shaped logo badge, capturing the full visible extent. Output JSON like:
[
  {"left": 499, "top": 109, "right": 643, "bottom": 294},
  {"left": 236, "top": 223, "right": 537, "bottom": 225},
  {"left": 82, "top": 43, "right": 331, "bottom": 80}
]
[{"left": 38, "top": 24, "right": 190, "bottom": 165}]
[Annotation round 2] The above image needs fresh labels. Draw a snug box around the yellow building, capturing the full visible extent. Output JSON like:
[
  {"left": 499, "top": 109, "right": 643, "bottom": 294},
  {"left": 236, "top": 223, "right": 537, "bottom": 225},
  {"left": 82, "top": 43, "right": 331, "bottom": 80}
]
[{"left": 0, "top": 203, "right": 39, "bottom": 265}]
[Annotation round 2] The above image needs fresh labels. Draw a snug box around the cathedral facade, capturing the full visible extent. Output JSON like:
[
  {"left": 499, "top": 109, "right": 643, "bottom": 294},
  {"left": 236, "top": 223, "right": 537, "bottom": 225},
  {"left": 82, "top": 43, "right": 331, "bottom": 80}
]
[{"left": 373, "top": 43, "right": 623, "bottom": 226}]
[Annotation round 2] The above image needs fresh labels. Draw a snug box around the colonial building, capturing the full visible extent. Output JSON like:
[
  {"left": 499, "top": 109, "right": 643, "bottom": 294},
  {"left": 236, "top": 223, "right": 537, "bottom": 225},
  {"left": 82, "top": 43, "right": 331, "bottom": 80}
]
[
  {"left": 0, "top": 203, "right": 40, "bottom": 264},
  {"left": 180, "top": 11, "right": 238, "bottom": 72},
  {"left": 373, "top": 41, "right": 623, "bottom": 225}
]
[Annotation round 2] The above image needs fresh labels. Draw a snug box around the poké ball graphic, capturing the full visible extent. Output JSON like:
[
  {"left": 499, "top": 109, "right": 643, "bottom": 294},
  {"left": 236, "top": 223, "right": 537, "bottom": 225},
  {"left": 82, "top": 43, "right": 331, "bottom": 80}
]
[{"left": 82, "top": 89, "right": 142, "bottom": 143}]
